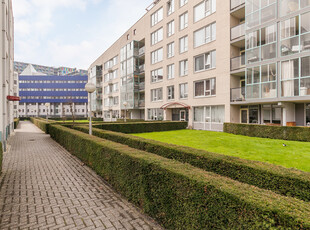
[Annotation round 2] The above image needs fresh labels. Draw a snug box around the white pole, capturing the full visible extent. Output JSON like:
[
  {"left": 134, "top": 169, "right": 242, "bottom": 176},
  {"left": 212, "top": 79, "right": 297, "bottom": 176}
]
[
  {"left": 124, "top": 107, "right": 127, "bottom": 122},
  {"left": 89, "top": 93, "right": 92, "bottom": 135}
]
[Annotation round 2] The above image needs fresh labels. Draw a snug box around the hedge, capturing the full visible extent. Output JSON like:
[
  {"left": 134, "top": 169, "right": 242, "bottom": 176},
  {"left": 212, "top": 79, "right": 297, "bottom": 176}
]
[
  {"left": 48, "top": 125, "right": 310, "bottom": 229},
  {"left": 73, "top": 125, "right": 310, "bottom": 202},
  {"left": 14, "top": 118, "right": 19, "bottom": 129},
  {"left": 224, "top": 123, "right": 310, "bottom": 142},
  {"left": 30, "top": 117, "right": 55, "bottom": 133},
  {"left": 0, "top": 142, "right": 2, "bottom": 175},
  {"left": 93, "top": 121, "right": 188, "bottom": 133}
]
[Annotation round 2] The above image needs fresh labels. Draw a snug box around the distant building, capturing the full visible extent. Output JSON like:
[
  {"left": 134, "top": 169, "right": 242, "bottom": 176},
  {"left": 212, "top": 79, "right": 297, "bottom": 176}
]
[
  {"left": 0, "top": 0, "right": 15, "bottom": 150},
  {"left": 18, "top": 64, "right": 88, "bottom": 118}
]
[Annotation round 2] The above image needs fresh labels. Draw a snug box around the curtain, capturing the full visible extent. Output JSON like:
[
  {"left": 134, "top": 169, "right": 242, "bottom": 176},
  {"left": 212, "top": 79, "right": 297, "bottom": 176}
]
[
  {"left": 282, "top": 61, "right": 294, "bottom": 96},
  {"left": 195, "top": 81, "right": 204, "bottom": 97}
]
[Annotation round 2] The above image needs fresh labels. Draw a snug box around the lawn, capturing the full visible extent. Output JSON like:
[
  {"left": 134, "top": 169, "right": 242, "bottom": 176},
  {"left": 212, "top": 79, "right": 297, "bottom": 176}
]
[{"left": 133, "top": 130, "right": 310, "bottom": 172}]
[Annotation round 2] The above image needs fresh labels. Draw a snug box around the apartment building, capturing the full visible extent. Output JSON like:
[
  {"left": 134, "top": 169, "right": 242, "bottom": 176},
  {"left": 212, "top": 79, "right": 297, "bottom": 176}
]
[
  {"left": 18, "top": 64, "right": 88, "bottom": 118},
  {"left": 0, "top": 0, "right": 15, "bottom": 150},
  {"left": 89, "top": 0, "right": 310, "bottom": 130}
]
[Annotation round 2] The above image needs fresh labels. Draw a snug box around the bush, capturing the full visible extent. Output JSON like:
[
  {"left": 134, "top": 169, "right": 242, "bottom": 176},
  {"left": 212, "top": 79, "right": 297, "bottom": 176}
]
[
  {"left": 0, "top": 142, "right": 2, "bottom": 175},
  {"left": 14, "top": 118, "right": 19, "bottom": 129},
  {"left": 93, "top": 121, "right": 188, "bottom": 134},
  {"left": 73, "top": 126, "right": 310, "bottom": 202},
  {"left": 48, "top": 125, "right": 310, "bottom": 229},
  {"left": 30, "top": 117, "right": 55, "bottom": 133},
  {"left": 224, "top": 123, "right": 310, "bottom": 142}
]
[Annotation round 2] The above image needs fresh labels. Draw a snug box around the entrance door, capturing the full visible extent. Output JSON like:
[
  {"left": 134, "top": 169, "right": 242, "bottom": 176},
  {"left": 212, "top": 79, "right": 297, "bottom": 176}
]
[
  {"left": 180, "top": 110, "right": 186, "bottom": 121},
  {"left": 240, "top": 109, "right": 248, "bottom": 123}
]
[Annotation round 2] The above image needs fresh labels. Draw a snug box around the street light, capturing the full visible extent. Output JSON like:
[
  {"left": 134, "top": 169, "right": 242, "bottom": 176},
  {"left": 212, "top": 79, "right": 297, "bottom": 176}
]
[
  {"left": 123, "top": 101, "right": 128, "bottom": 122},
  {"left": 45, "top": 103, "right": 50, "bottom": 122},
  {"left": 85, "top": 82, "right": 96, "bottom": 135}
]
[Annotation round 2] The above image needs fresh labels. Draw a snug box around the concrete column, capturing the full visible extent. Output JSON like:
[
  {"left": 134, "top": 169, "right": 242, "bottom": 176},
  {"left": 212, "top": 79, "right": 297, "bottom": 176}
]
[
  {"left": 163, "top": 110, "right": 167, "bottom": 121},
  {"left": 36, "top": 103, "right": 39, "bottom": 117},
  {"left": 282, "top": 103, "right": 295, "bottom": 126},
  {"left": 188, "top": 108, "right": 193, "bottom": 129}
]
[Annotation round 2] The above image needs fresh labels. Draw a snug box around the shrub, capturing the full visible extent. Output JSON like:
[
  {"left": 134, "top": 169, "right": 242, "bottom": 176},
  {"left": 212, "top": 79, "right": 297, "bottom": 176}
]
[
  {"left": 0, "top": 142, "right": 2, "bottom": 175},
  {"left": 73, "top": 125, "right": 310, "bottom": 202},
  {"left": 224, "top": 123, "right": 310, "bottom": 142},
  {"left": 93, "top": 121, "right": 188, "bottom": 134},
  {"left": 48, "top": 125, "right": 310, "bottom": 229},
  {"left": 30, "top": 117, "right": 55, "bottom": 133},
  {"left": 14, "top": 118, "right": 19, "bottom": 129}
]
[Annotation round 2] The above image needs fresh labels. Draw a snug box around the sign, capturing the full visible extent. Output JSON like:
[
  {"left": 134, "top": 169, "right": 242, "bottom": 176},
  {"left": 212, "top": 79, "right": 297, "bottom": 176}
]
[{"left": 7, "top": 96, "right": 21, "bottom": 101}]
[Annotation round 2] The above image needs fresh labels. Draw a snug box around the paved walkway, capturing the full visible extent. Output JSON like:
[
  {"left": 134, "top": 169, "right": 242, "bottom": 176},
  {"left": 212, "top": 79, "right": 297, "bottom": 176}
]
[{"left": 0, "top": 121, "right": 163, "bottom": 230}]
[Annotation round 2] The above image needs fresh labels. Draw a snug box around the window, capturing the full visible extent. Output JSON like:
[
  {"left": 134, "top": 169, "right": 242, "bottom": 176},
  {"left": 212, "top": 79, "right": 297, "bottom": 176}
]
[
  {"left": 113, "top": 83, "right": 119, "bottom": 92},
  {"left": 180, "top": 0, "right": 188, "bottom": 7},
  {"left": 167, "top": 42, "right": 175, "bottom": 58},
  {"left": 167, "top": 0, "right": 175, "bottom": 15},
  {"left": 151, "top": 88, "right": 163, "bottom": 101},
  {"left": 127, "top": 34, "right": 130, "bottom": 40},
  {"left": 167, "top": 86, "right": 175, "bottom": 100},
  {"left": 179, "top": 60, "right": 188, "bottom": 76},
  {"left": 194, "top": 78, "right": 216, "bottom": 97},
  {"left": 194, "top": 23, "right": 216, "bottom": 48},
  {"left": 148, "top": 108, "right": 164, "bottom": 120},
  {"left": 194, "top": 0, "right": 216, "bottom": 23},
  {"left": 151, "top": 68, "right": 164, "bottom": 83},
  {"left": 134, "top": 29, "right": 137, "bottom": 35},
  {"left": 195, "top": 50, "right": 216, "bottom": 72},
  {"left": 280, "top": 0, "right": 299, "bottom": 17},
  {"left": 151, "top": 27, "right": 163, "bottom": 45},
  {"left": 151, "top": 7, "right": 163, "bottom": 26},
  {"left": 167, "top": 64, "right": 175, "bottom": 79},
  {"left": 113, "top": 97, "right": 119, "bottom": 105},
  {"left": 179, "top": 83, "right": 188, "bottom": 99},
  {"left": 179, "top": 36, "right": 188, "bottom": 53},
  {"left": 179, "top": 12, "right": 188, "bottom": 30},
  {"left": 151, "top": 48, "right": 163, "bottom": 64},
  {"left": 167, "top": 20, "right": 175, "bottom": 37}
]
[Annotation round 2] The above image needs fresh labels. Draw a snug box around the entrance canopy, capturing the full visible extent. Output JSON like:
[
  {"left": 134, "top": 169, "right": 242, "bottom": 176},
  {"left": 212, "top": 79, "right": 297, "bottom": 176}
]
[{"left": 160, "top": 102, "right": 191, "bottom": 110}]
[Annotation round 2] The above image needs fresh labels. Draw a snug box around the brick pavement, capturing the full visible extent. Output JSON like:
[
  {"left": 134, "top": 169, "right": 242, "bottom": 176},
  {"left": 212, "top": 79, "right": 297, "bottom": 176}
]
[{"left": 0, "top": 121, "right": 163, "bottom": 230}]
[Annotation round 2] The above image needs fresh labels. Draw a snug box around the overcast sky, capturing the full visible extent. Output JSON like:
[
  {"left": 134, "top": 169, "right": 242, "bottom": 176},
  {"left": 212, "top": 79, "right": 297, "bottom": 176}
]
[{"left": 13, "top": 0, "right": 151, "bottom": 70}]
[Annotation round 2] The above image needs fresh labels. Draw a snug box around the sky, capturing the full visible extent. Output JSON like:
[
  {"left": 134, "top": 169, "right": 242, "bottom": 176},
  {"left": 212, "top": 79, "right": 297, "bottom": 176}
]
[{"left": 13, "top": 0, "right": 151, "bottom": 70}]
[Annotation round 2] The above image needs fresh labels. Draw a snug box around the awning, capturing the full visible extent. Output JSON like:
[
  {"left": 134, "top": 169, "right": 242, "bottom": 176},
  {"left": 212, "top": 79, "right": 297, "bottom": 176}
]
[
  {"left": 160, "top": 102, "right": 191, "bottom": 110},
  {"left": 7, "top": 96, "right": 21, "bottom": 101}
]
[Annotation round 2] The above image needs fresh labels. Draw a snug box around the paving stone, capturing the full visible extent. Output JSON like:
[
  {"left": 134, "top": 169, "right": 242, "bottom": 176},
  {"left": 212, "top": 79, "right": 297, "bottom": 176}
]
[{"left": 0, "top": 121, "right": 163, "bottom": 229}]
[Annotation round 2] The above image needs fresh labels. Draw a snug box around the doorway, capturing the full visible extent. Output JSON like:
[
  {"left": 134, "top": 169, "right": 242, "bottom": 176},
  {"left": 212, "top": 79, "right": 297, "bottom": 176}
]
[
  {"left": 240, "top": 109, "right": 248, "bottom": 123},
  {"left": 180, "top": 110, "right": 186, "bottom": 121}
]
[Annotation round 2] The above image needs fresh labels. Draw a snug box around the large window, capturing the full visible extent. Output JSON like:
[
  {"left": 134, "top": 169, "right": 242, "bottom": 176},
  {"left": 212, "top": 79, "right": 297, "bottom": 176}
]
[
  {"left": 193, "top": 105, "right": 225, "bottom": 131},
  {"left": 167, "top": 64, "right": 175, "bottom": 79},
  {"left": 179, "top": 83, "right": 188, "bottom": 99},
  {"left": 148, "top": 108, "right": 164, "bottom": 120},
  {"left": 151, "top": 88, "right": 163, "bottom": 102},
  {"left": 179, "top": 12, "right": 188, "bottom": 30},
  {"left": 151, "top": 7, "right": 163, "bottom": 27},
  {"left": 246, "top": 0, "right": 276, "bottom": 29},
  {"left": 194, "top": 0, "right": 216, "bottom": 23},
  {"left": 179, "top": 59, "right": 188, "bottom": 76},
  {"left": 167, "top": 0, "right": 175, "bottom": 15},
  {"left": 194, "top": 22, "right": 216, "bottom": 48},
  {"left": 167, "top": 85, "right": 175, "bottom": 100},
  {"left": 151, "top": 48, "right": 163, "bottom": 64},
  {"left": 151, "top": 68, "right": 164, "bottom": 83},
  {"left": 179, "top": 36, "right": 188, "bottom": 53},
  {"left": 167, "top": 42, "right": 175, "bottom": 58},
  {"left": 167, "top": 20, "right": 175, "bottom": 37},
  {"left": 195, "top": 50, "right": 216, "bottom": 72},
  {"left": 151, "top": 28, "right": 163, "bottom": 45},
  {"left": 194, "top": 78, "right": 216, "bottom": 97},
  {"left": 180, "top": 0, "right": 188, "bottom": 7}
]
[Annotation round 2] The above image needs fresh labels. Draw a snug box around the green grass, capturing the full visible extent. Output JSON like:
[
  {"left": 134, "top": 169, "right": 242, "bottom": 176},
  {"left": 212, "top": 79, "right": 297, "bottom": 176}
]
[{"left": 133, "top": 130, "right": 310, "bottom": 172}]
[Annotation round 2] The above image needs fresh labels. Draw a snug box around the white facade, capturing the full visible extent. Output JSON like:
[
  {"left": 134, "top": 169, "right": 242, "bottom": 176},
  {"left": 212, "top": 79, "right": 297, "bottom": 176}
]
[{"left": 0, "top": 0, "right": 14, "bottom": 150}]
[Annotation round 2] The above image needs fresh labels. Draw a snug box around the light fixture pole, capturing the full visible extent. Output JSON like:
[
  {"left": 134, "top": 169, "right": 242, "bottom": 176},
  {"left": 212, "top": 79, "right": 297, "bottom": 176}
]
[
  {"left": 85, "top": 82, "right": 96, "bottom": 135},
  {"left": 123, "top": 101, "right": 128, "bottom": 122},
  {"left": 45, "top": 103, "right": 50, "bottom": 122}
]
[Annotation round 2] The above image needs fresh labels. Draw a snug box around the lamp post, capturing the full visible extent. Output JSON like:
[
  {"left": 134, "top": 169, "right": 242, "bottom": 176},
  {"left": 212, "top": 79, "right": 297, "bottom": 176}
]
[
  {"left": 85, "top": 82, "right": 96, "bottom": 135},
  {"left": 45, "top": 103, "right": 50, "bottom": 122},
  {"left": 123, "top": 101, "right": 128, "bottom": 122}
]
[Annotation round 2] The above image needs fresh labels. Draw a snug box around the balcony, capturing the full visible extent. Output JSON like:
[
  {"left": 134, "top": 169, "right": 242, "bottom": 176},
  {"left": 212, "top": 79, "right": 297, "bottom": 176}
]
[
  {"left": 134, "top": 100, "right": 145, "bottom": 108},
  {"left": 231, "top": 0, "right": 245, "bottom": 10},
  {"left": 231, "top": 87, "right": 245, "bottom": 102},
  {"left": 139, "top": 46, "right": 145, "bottom": 56},
  {"left": 231, "top": 55, "right": 245, "bottom": 72},
  {"left": 231, "top": 24, "right": 245, "bottom": 41},
  {"left": 96, "top": 82, "right": 102, "bottom": 88},
  {"left": 231, "top": 0, "right": 245, "bottom": 19}
]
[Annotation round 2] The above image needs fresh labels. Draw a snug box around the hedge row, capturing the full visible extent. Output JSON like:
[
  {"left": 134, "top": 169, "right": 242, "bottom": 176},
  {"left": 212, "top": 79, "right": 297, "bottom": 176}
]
[
  {"left": 73, "top": 125, "right": 310, "bottom": 202},
  {"left": 14, "top": 118, "right": 19, "bottom": 129},
  {"left": 0, "top": 142, "right": 2, "bottom": 175},
  {"left": 93, "top": 121, "right": 188, "bottom": 133},
  {"left": 224, "top": 123, "right": 310, "bottom": 142},
  {"left": 30, "top": 117, "right": 55, "bottom": 133},
  {"left": 47, "top": 125, "right": 310, "bottom": 229}
]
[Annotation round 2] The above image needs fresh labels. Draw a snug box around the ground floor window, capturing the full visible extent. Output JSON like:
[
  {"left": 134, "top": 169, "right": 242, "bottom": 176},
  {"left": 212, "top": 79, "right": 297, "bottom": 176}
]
[
  {"left": 148, "top": 108, "right": 163, "bottom": 120},
  {"left": 262, "top": 105, "right": 281, "bottom": 125},
  {"left": 193, "top": 105, "right": 225, "bottom": 131},
  {"left": 306, "top": 104, "right": 310, "bottom": 126}
]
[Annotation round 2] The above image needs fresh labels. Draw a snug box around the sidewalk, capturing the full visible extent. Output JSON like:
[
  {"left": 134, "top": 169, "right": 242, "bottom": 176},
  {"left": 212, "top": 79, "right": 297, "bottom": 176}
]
[{"left": 0, "top": 121, "right": 162, "bottom": 230}]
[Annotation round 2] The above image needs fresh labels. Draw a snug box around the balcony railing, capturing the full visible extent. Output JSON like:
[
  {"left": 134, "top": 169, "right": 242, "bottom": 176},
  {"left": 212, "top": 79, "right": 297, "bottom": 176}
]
[
  {"left": 231, "top": 24, "right": 245, "bottom": 41},
  {"left": 231, "top": 87, "right": 245, "bottom": 102},
  {"left": 231, "top": 54, "right": 245, "bottom": 71},
  {"left": 139, "top": 46, "right": 145, "bottom": 56},
  {"left": 231, "top": 0, "right": 245, "bottom": 10},
  {"left": 134, "top": 100, "right": 145, "bottom": 108}
]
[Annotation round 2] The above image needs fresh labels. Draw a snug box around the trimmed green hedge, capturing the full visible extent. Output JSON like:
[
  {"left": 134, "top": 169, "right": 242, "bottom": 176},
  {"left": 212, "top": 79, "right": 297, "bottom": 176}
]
[
  {"left": 224, "top": 123, "right": 310, "bottom": 142},
  {"left": 0, "top": 142, "right": 2, "bottom": 175},
  {"left": 93, "top": 121, "right": 188, "bottom": 133},
  {"left": 48, "top": 125, "right": 310, "bottom": 229},
  {"left": 73, "top": 126, "right": 310, "bottom": 202},
  {"left": 30, "top": 117, "right": 55, "bottom": 133},
  {"left": 14, "top": 118, "right": 19, "bottom": 129}
]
